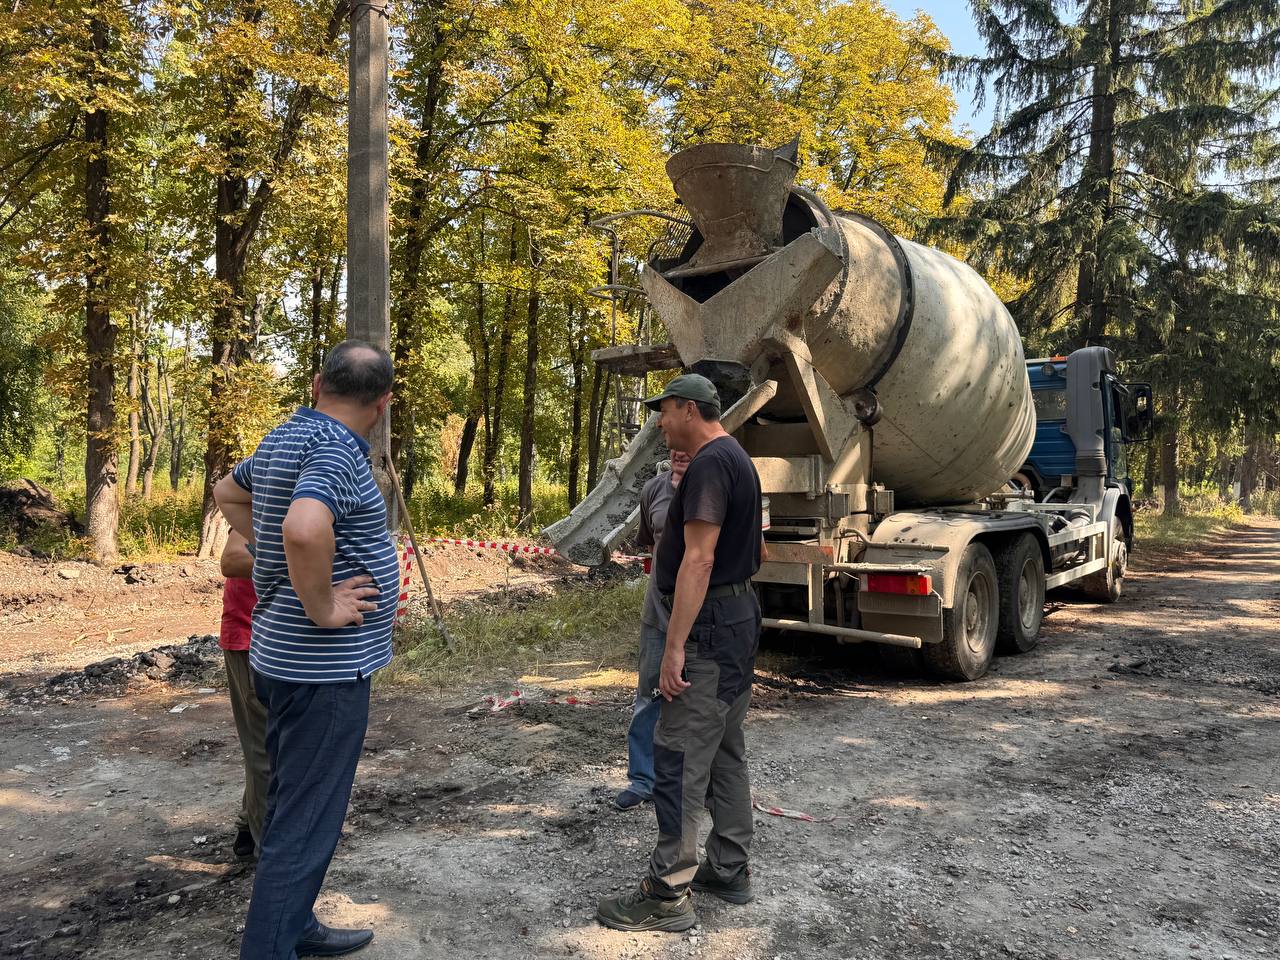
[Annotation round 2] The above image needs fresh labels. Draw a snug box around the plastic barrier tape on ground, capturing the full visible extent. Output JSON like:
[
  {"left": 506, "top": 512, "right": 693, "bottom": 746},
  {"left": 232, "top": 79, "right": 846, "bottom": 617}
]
[
  {"left": 752, "top": 801, "right": 841, "bottom": 824},
  {"left": 466, "top": 689, "right": 630, "bottom": 715},
  {"left": 394, "top": 535, "right": 646, "bottom": 626},
  {"left": 427, "top": 537, "right": 560, "bottom": 556},
  {"left": 424, "top": 537, "right": 646, "bottom": 564}
]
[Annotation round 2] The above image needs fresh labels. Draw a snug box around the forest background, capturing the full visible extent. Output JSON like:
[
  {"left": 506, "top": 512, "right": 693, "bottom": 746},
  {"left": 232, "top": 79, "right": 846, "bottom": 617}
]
[{"left": 1, "top": 0, "right": 1279, "bottom": 563}]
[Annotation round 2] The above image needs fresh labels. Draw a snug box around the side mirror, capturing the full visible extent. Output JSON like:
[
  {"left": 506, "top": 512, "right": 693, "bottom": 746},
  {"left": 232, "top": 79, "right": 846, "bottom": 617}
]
[{"left": 1124, "top": 383, "right": 1154, "bottom": 442}]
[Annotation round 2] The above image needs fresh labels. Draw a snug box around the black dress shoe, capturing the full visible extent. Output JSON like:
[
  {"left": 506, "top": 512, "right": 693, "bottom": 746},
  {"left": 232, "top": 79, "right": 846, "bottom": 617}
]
[
  {"left": 296, "top": 923, "right": 374, "bottom": 957},
  {"left": 232, "top": 828, "right": 256, "bottom": 862}
]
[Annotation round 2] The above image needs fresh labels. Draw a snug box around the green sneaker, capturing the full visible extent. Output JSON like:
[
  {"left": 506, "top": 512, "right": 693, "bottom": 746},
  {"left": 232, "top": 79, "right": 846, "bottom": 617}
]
[
  {"left": 596, "top": 879, "right": 696, "bottom": 932},
  {"left": 690, "top": 861, "right": 754, "bottom": 904}
]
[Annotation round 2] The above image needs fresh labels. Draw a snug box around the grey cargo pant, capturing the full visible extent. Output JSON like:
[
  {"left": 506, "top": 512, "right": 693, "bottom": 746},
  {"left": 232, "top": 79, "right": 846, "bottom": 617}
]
[
  {"left": 649, "top": 590, "right": 760, "bottom": 892},
  {"left": 224, "top": 650, "right": 269, "bottom": 845}
]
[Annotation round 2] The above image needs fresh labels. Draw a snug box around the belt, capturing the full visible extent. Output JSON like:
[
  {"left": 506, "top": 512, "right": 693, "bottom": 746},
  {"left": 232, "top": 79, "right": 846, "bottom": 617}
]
[{"left": 661, "top": 580, "right": 752, "bottom": 607}]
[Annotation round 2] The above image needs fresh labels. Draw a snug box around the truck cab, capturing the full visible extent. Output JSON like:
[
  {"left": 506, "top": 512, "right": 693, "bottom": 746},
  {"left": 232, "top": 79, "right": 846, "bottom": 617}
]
[{"left": 1018, "top": 347, "right": 1154, "bottom": 506}]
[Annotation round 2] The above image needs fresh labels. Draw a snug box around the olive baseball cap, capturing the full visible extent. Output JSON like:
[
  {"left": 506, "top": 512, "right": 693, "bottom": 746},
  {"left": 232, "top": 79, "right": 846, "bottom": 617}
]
[{"left": 642, "top": 373, "right": 721, "bottom": 412}]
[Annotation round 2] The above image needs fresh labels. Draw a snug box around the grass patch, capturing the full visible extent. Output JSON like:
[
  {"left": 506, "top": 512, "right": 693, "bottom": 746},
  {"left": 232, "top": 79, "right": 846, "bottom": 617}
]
[
  {"left": 1134, "top": 495, "right": 1245, "bottom": 552},
  {"left": 383, "top": 577, "right": 645, "bottom": 690},
  {"left": 410, "top": 478, "right": 569, "bottom": 539},
  {"left": 0, "top": 520, "right": 93, "bottom": 561},
  {"left": 3, "top": 482, "right": 206, "bottom": 561},
  {"left": 117, "top": 484, "right": 204, "bottom": 560}
]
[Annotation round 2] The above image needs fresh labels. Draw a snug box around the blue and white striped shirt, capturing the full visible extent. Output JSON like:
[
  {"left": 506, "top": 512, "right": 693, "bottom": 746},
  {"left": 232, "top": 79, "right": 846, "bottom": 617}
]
[{"left": 231, "top": 407, "right": 400, "bottom": 683}]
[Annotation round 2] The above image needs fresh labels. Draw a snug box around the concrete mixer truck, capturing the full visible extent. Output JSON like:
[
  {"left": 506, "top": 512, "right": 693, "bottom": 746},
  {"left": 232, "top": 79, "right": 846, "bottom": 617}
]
[{"left": 544, "top": 142, "right": 1154, "bottom": 681}]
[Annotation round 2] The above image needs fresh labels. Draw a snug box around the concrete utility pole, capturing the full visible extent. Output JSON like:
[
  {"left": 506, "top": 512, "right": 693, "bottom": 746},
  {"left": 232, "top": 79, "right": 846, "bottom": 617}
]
[{"left": 346, "top": 0, "right": 393, "bottom": 510}]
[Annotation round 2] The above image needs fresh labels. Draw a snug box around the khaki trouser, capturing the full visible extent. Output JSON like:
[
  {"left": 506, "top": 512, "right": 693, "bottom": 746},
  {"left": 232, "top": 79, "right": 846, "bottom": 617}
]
[
  {"left": 649, "top": 591, "right": 760, "bottom": 891},
  {"left": 223, "top": 650, "right": 269, "bottom": 845}
]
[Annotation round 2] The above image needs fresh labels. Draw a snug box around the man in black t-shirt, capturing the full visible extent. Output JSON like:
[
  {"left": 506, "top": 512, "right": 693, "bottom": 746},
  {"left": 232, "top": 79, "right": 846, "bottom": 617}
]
[{"left": 597, "top": 374, "right": 763, "bottom": 933}]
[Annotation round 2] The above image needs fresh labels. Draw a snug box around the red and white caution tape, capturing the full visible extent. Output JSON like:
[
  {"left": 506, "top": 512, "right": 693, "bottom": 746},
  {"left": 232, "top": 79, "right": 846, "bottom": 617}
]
[
  {"left": 466, "top": 688, "right": 628, "bottom": 715},
  {"left": 752, "top": 800, "right": 842, "bottom": 823},
  {"left": 395, "top": 541, "right": 415, "bottom": 620},
  {"left": 427, "top": 537, "right": 560, "bottom": 556},
  {"left": 472, "top": 689, "right": 526, "bottom": 713},
  {"left": 424, "top": 536, "right": 646, "bottom": 564}
]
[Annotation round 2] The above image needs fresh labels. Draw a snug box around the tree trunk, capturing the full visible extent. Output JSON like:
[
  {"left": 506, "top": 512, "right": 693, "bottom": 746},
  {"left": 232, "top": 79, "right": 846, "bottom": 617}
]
[
  {"left": 567, "top": 320, "right": 585, "bottom": 507},
  {"left": 125, "top": 322, "right": 141, "bottom": 497},
  {"left": 1142, "top": 442, "right": 1156, "bottom": 499},
  {"left": 455, "top": 414, "right": 478, "bottom": 495},
  {"left": 390, "top": 36, "right": 449, "bottom": 468},
  {"left": 483, "top": 226, "right": 518, "bottom": 506},
  {"left": 166, "top": 323, "right": 190, "bottom": 491},
  {"left": 199, "top": 167, "right": 248, "bottom": 557},
  {"left": 140, "top": 347, "right": 162, "bottom": 500},
  {"left": 1161, "top": 425, "right": 1180, "bottom": 516},
  {"left": 585, "top": 363, "right": 605, "bottom": 492},
  {"left": 1075, "top": 1, "right": 1120, "bottom": 348},
  {"left": 196, "top": 1, "right": 347, "bottom": 556},
  {"left": 83, "top": 13, "right": 118, "bottom": 562},
  {"left": 402, "top": 427, "right": 418, "bottom": 502},
  {"left": 309, "top": 254, "right": 325, "bottom": 388},
  {"left": 325, "top": 252, "right": 342, "bottom": 338},
  {"left": 1239, "top": 427, "right": 1262, "bottom": 512},
  {"left": 517, "top": 282, "right": 540, "bottom": 522}
]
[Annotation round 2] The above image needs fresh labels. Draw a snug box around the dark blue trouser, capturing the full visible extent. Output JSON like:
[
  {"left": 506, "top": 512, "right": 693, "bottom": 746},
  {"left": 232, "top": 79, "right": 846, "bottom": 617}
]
[
  {"left": 625, "top": 623, "right": 665, "bottom": 798},
  {"left": 241, "top": 672, "right": 371, "bottom": 960}
]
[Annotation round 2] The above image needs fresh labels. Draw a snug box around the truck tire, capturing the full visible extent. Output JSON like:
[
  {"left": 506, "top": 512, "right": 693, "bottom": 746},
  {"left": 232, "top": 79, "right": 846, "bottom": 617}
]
[
  {"left": 1082, "top": 519, "right": 1126, "bottom": 603},
  {"left": 924, "top": 543, "right": 999, "bottom": 681},
  {"left": 995, "top": 534, "right": 1045, "bottom": 654}
]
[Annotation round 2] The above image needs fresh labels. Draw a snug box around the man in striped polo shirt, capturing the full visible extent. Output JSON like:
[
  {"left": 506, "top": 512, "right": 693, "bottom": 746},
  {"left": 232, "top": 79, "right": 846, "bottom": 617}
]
[{"left": 214, "top": 340, "right": 400, "bottom": 959}]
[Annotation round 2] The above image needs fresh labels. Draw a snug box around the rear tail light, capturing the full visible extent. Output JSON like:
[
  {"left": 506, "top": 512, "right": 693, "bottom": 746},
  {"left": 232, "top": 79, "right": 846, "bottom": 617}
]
[{"left": 862, "top": 573, "right": 932, "bottom": 596}]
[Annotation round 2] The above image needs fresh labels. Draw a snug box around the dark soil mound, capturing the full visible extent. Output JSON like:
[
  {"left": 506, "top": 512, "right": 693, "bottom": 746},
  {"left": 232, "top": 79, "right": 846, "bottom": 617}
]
[{"left": 0, "top": 479, "right": 82, "bottom": 545}]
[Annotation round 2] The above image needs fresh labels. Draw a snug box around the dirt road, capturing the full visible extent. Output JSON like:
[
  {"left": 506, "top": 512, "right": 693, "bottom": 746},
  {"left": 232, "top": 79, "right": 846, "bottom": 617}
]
[{"left": 2, "top": 520, "right": 1278, "bottom": 959}]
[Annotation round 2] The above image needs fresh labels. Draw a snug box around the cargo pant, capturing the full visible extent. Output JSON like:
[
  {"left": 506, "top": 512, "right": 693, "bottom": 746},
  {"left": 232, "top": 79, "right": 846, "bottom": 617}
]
[
  {"left": 224, "top": 650, "right": 269, "bottom": 845},
  {"left": 649, "top": 590, "right": 760, "bottom": 892}
]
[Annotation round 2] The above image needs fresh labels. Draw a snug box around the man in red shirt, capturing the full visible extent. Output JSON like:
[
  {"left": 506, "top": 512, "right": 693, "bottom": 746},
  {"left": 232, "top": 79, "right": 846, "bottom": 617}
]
[{"left": 220, "top": 530, "right": 268, "bottom": 861}]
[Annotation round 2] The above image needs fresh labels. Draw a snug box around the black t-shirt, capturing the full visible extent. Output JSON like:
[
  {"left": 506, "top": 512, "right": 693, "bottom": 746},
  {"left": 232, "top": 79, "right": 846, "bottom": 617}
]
[{"left": 655, "top": 436, "right": 762, "bottom": 595}]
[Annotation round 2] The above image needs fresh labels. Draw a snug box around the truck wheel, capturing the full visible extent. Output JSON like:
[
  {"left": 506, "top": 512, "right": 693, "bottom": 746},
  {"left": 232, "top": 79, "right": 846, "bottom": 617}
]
[
  {"left": 925, "top": 543, "right": 999, "bottom": 681},
  {"left": 995, "top": 534, "right": 1045, "bottom": 654},
  {"left": 1082, "top": 519, "right": 1126, "bottom": 603}
]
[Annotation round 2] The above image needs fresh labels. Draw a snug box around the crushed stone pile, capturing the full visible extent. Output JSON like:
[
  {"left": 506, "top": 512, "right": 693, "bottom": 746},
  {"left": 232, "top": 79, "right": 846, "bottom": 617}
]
[{"left": 3, "top": 634, "right": 222, "bottom": 705}]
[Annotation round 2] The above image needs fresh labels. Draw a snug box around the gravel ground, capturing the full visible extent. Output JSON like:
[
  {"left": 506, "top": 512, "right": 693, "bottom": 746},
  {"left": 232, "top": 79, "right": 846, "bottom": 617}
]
[{"left": 1, "top": 519, "right": 1277, "bottom": 960}]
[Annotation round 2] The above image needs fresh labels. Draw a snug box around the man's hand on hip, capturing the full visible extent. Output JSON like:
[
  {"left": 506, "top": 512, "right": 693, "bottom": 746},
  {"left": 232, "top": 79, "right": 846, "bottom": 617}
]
[{"left": 307, "top": 575, "right": 380, "bottom": 629}]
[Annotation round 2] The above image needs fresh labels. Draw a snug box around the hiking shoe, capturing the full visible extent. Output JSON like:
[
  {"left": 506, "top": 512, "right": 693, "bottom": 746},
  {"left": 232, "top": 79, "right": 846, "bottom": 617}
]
[
  {"left": 614, "top": 788, "right": 649, "bottom": 811},
  {"left": 232, "top": 827, "right": 256, "bottom": 862},
  {"left": 691, "top": 861, "right": 754, "bottom": 904},
  {"left": 596, "top": 878, "right": 696, "bottom": 932}
]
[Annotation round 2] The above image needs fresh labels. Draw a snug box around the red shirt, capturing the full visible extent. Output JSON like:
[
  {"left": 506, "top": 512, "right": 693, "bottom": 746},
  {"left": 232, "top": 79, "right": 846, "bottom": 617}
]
[{"left": 219, "top": 577, "right": 258, "bottom": 652}]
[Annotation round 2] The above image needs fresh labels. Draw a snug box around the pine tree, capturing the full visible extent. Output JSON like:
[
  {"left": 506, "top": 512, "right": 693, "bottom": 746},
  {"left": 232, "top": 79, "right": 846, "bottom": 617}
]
[
  {"left": 938, "top": 1, "right": 1280, "bottom": 514},
  {"left": 937, "top": 1, "right": 1280, "bottom": 348}
]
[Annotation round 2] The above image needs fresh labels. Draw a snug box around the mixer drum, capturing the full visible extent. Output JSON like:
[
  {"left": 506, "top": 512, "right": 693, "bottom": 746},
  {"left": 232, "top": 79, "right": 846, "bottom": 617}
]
[{"left": 654, "top": 144, "right": 1035, "bottom": 507}]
